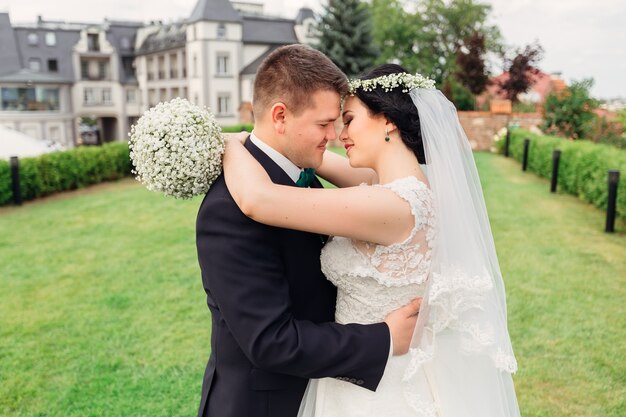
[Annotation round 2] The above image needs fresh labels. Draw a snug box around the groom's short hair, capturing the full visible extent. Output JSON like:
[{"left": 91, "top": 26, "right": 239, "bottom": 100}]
[{"left": 253, "top": 44, "right": 348, "bottom": 117}]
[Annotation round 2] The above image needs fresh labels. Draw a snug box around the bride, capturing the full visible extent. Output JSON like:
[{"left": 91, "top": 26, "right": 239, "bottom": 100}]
[{"left": 223, "top": 64, "right": 520, "bottom": 417}]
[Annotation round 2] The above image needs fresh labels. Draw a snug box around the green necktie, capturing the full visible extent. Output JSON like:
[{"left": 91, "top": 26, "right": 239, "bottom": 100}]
[{"left": 296, "top": 168, "right": 316, "bottom": 187}]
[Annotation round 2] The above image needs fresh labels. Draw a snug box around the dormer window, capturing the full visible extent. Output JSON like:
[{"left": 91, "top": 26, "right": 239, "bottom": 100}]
[
  {"left": 87, "top": 33, "right": 100, "bottom": 52},
  {"left": 217, "top": 24, "right": 226, "bottom": 40},
  {"left": 121, "top": 37, "right": 131, "bottom": 50},
  {"left": 28, "top": 33, "right": 38, "bottom": 45},
  {"left": 306, "top": 22, "right": 315, "bottom": 37},
  {"left": 45, "top": 32, "right": 56, "bottom": 46},
  {"left": 29, "top": 58, "right": 42, "bottom": 72}
]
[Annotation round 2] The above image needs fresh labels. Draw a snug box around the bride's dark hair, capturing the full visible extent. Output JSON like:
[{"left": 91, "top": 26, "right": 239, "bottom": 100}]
[{"left": 353, "top": 64, "right": 426, "bottom": 164}]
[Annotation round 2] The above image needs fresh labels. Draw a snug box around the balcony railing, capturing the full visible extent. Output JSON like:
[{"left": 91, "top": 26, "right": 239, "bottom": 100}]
[{"left": 81, "top": 75, "right": 110, "bottom": 81}]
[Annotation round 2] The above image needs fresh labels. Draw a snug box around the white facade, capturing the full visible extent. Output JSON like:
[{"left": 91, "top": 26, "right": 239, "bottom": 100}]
[
  {"left": 186, "top": 21, "right": 242, "bottom": 125},
  {"left": 71, "top": 28, "right": 141, "bottom": 143},
  {"left": 136, "top": 48, "right": 188, "bottom": 107}
]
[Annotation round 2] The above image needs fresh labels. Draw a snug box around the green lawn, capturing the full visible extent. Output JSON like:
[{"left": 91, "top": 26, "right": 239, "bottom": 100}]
[{"left": 0, "top": 152, "right": 624, "bottom": 417}]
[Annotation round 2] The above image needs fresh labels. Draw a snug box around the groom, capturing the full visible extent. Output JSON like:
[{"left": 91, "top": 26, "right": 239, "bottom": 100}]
[{"left": 196, "top": 44, "right": 420, "bottom": 417}]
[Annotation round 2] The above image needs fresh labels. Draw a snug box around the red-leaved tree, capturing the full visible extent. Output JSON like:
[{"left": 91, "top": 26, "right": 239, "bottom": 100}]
[{"left": 499, "top": 43, "right": 543, "bottom": 103}]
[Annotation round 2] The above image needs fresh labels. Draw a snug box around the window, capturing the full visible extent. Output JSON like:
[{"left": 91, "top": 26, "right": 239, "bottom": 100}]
[
  {"left": 126, "top": 89, "right": 136, "bottom": 104},
  {"left": 120, "top": 36, "right": 131, "bottom": 50},
  {"left": 102, "top": 88, "right": 112, "bottom": 104},
  {"left": 81, "top": 60, "right": 89, "bottom": 79},
  {"left": 217, "top": 24, "right": 226, "bottom": 39},
  {"left": 122, "top": 57, "right": 135, "bottom": 79},
  {"left": 84, "top": 88, "right": 95, "bottom": 105},
  {"left": 48, "top": 59, "right": 58, "bottom": 72},
  {"left": 216, "top": 54, "right": 229, "bottom": 76},
  {"left": 193, "top": 54, "right": 198, "bottom": 77},
  {"left": 87, "top": 33, "right": 100, "bottom": 52},
  {"left": 45, "top": 32, "right": 56, "bottom": 46},
  {"left": 149, "top": 89, "right": 157, "bottom": 106},
  {"left": 27, "top": 33, "right": 38, "bottom": 45},
  {"left": 306, "top": 23, "right": 315, "bottom": 37},
  {"left": 48, "top": 126, "right": 61, "bottom": 141},
  {"left": 28, "top": 58, "right": 42, "bottom": 72},
  {"left": 170, "top": 53, "right": 178, "bottom": 78},
  {"left": 98, "top": 61, "right": 108, "bottom": 79},
  {"left": 217, "top": 93, "right": 231, "bottom": 115},
  {"left": 158, "top": 55, "right": 165, "bottom": 79},
  {"left": 1, "top": 87, "right": 60, "bottom": 111}
]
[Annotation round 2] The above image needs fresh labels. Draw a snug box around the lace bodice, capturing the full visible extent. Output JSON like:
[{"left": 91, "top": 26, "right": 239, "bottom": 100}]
[{"left": 320, "top": 176, "right": 436, "bottom": 324}]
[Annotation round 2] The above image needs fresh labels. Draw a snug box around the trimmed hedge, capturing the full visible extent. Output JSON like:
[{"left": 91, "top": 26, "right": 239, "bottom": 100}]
[
  {"left": 221, "top": 124, "right": 253, "bottom": 133},
  {"left": 497, "top": 129, "right": 626, "bottom": 221},
  {"left": 0, "top": 142, "right": 131, "bottom": 206}
]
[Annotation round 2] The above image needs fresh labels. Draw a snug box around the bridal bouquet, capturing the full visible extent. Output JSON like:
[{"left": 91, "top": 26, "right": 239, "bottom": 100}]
[{"left": 129, "top": 98, "right": 224, "bottom": 199}]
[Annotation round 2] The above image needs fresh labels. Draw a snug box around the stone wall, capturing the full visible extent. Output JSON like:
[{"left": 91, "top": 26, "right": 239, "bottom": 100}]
[{"left": 458, "top": 111, "right": 544, "bottom": 151}]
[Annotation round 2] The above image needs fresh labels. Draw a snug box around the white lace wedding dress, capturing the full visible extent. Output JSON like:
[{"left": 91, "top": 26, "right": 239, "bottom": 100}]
[{"left": 300, "top": 176, "right": 439, "bottom": 417}]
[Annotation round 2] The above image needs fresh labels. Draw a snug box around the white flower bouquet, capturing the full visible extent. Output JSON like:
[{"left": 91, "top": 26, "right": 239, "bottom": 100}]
[{"left": 129, "top": 98, "right": 224, "bottom": 199}]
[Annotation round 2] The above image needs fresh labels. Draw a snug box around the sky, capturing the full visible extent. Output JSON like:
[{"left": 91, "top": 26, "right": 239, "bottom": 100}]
[{"left": 0, "top": 0, "right": 624, "bottom": 99}]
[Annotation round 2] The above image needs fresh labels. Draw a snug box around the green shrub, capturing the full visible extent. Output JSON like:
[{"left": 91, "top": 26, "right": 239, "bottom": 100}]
[
  {"left": 0, "top": 142, "right": 131, "bottom": 206},
  {"left": 221, "top": 124, "right": 253, "bottom": 133},
  {"left": 0, "top": 160, "right": 11, "bottom": 205},
  {"left": 497, "top": 129, "right": 626, "bottom": 221}
]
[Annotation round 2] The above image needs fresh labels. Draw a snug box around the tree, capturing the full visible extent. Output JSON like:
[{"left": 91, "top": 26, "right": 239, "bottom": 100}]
[
  {"left": 618, "top": 109, "right": 626, "bottom": 128},
  {"left": 442, "top": 77, "right": 475, "bottom": 111},
  {"left": 498, "top": 43, "right": 543, "bottom": 103},
  {"left": 316, "top": 0, "right": 378, "bottom": 77},
  {"left": 371, "top": 0, "right": 502, "bottom": 86},
  {"left": 543, "top": 78, "right": 598, "bottom": 139},
  {"left": 455, "top": 32, "right": 490, "bottom": 97}
]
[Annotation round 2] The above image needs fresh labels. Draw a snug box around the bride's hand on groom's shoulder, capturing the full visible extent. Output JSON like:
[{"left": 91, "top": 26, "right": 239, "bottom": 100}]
[
  {"left": 384, "top": 297, "right": 422, "bottom": 356},
  {"left": 222, "top": 131, "right": 249, "bottom": 144}
]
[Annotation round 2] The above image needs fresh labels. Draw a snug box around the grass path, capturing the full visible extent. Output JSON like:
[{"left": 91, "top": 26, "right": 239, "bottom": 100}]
[
  {"left": 0, "top": 152, "right": 624, "bottom": 416},
  {"left": 478, "top": 153, "right": 625, "bottom": 417}
]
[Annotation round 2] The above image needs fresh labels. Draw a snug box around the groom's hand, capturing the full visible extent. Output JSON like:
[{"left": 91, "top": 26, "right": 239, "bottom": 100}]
[{"left": 384, "top": 298, "right": 422, "bottom": 356}]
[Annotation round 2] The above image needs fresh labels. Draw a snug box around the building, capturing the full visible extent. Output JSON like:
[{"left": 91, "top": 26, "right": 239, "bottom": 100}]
[
  {"left": 0, "top": 0, "right": 317, "bottom": 148},
  {"left": 477, "top": 70, "right": 567, "bottom": 111}
]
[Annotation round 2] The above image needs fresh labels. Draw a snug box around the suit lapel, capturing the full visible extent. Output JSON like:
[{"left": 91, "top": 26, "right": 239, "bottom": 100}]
[{"left": 244, "top": 137, "right": 297, "bottom": 187}]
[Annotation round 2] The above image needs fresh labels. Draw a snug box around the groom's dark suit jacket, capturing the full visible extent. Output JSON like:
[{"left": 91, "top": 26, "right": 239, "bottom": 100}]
[{"left": 195, "top": 138, "right": 390, "bottom": 417}]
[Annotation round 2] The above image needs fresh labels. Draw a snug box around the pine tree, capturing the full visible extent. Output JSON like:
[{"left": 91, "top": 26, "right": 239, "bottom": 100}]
[{"left": 315, "top": 0, "right": 378, "bottom": 77}]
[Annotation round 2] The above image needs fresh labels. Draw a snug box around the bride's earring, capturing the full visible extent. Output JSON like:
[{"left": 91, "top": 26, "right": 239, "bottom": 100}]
[{"left": 385, "top": 128, "right": 390, "bottom": 142}]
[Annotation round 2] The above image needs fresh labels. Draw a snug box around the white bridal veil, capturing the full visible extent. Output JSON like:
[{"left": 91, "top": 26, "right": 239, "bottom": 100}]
[{"left": 402, "top": 88, "right": 520, "bottom": 416}]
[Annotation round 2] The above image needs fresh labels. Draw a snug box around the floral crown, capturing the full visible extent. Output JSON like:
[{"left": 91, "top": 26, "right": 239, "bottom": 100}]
[{"left": 348, "top": 72, "right": 435, "bottom": 94}]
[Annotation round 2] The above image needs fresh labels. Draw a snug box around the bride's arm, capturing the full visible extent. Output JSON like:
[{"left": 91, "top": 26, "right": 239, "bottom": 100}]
[
  {"left": 316, "top": 150, "right": 378, "bottom": 187},
  {"left": 224, "top": 140, "right": 412, "bottom": 246},
  {"left": 221, "top": 132, "right": 377, "bottom": 187}
]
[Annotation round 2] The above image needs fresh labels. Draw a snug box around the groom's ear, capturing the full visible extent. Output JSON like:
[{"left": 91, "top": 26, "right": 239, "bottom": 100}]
[{"left": 270, "top": 102, "right": 288, "bottom": 134}]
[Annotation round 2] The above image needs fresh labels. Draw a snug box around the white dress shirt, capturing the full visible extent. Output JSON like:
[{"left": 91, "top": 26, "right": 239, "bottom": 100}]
[{"left": 249, "top": 131, "right": 302, "bottom": 183}]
